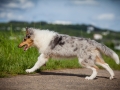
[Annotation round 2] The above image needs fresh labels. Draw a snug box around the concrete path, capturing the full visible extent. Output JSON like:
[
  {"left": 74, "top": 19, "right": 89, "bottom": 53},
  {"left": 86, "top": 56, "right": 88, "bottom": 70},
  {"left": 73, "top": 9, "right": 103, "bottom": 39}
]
[{"left": 0, "top": 69, "right": 120, "bottom": 90}]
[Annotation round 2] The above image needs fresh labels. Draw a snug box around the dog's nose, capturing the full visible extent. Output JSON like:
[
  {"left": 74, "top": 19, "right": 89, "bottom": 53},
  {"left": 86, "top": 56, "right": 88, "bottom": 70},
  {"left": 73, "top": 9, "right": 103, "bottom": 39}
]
[{"left": 18, "top": 45, "right": 21, "bottom": 48}]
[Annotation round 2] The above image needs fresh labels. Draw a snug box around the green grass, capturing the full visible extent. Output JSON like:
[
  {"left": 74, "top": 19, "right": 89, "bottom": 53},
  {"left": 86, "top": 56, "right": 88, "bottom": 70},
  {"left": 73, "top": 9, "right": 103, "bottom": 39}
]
[{"left": 0, "top": 30, "right": 120, "bottom": 78}]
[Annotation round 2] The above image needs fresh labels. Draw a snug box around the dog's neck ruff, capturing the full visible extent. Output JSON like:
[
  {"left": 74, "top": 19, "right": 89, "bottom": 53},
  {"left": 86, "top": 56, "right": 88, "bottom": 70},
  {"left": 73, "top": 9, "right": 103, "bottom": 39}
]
[{"left": 32, "top": 29, "right": 57, "bottom": 53}]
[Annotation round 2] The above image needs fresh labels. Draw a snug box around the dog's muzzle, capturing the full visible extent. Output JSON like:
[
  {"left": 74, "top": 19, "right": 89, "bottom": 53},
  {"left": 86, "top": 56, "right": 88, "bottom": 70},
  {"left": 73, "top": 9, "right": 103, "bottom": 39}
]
[
  {"left": 18, "top": 42, "right": 29, "bottom": 51},
  {"left": 18, "top": 44, "right": 23, "bottom": 48}
]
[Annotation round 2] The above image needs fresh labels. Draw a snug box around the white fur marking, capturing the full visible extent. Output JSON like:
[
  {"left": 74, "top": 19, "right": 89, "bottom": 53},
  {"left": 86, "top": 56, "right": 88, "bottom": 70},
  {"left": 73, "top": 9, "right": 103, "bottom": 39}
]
[
  {"left": 33, "top": 29, "right": 57, "bottom": 53},
  {"left": 85, "top": 67, "right": 97, "bottom": 80},
  {"left": 26, "top": 54, "right": 48, "bottom": 73},
  {"left": 96, "top": 63, "right": 114, "bottom": 80},
  {"left": 112, "top": 53, "right": 119, "bottom": 64}
]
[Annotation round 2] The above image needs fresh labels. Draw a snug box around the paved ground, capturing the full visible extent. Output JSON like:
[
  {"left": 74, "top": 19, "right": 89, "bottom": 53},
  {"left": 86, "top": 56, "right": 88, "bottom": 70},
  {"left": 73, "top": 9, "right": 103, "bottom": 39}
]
[{"left": 0, "top": 69, "right": 120, "bottom": 90}]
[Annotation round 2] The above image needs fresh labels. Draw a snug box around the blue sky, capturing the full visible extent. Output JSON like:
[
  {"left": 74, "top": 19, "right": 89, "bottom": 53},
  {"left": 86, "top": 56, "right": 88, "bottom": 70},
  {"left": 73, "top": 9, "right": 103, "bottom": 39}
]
[{"left": 0, "top": 0, "right": 120, "bottom": 31}]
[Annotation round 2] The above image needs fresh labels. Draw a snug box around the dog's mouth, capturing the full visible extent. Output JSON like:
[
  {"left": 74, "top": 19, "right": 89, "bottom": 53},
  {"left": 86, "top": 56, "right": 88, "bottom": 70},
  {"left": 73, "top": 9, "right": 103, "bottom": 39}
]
[
  {"left": 19, "top": 44, "right": 29, "bottom": 51},
  {"left": 23, "top": 44, "right": 29, "bottom": 51},
  {"left": 18, "top": 38, "right": 33, "bottom": 51}
]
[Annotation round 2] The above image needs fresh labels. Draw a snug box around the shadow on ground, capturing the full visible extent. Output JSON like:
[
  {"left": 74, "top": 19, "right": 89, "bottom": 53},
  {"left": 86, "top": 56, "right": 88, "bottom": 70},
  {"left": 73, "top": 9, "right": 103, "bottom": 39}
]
[{"left": 33, "top": 71, "right": 111, "bottom": 80}]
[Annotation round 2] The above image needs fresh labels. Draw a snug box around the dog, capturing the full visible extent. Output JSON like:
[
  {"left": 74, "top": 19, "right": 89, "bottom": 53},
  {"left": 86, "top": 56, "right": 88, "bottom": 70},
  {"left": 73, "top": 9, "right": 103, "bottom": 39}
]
[{"left": 18, "top": 27, "right": 119, "bottom": 80}]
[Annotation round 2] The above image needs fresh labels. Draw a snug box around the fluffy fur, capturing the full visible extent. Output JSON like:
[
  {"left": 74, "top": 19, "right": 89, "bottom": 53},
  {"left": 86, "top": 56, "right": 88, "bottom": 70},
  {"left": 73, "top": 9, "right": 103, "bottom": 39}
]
[{"left": 18, "top": 28, "right": 120, "bottom": 80}]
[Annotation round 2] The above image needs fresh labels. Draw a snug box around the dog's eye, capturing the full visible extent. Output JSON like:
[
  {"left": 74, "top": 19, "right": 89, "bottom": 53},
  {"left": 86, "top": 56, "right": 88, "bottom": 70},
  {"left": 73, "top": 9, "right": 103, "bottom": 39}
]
[
  {"left": 24, "top": 38, "right": 26, "bottom": 41},
  {"left": 27, "top": 36, "right": 30, "bottom": 38}
]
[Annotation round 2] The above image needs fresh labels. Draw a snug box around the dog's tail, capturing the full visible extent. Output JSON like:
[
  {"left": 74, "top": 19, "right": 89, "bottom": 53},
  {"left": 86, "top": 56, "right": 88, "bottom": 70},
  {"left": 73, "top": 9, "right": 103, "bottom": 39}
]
[{"left": 92, "top": 40, "right": 119, "bottom": 64}]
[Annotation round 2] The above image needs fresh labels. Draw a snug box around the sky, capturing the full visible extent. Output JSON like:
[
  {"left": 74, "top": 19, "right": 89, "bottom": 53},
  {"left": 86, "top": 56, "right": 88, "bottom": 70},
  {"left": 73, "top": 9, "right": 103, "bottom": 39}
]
[{"left": 0, "top": 0, "right": 120, "bottom": 31}]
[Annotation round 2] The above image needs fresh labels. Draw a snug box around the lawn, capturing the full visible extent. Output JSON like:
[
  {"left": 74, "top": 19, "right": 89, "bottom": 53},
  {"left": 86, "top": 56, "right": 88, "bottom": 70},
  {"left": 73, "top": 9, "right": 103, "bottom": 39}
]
[{"left": 0, "top": 30, "right": 120, "bottom": 78}]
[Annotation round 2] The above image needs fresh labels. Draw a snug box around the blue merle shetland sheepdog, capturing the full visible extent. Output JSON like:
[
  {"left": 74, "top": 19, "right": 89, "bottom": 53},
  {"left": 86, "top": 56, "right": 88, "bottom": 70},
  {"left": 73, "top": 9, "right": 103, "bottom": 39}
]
[{"left": 18, "top": 27, "right": 119, "bottom": 80}]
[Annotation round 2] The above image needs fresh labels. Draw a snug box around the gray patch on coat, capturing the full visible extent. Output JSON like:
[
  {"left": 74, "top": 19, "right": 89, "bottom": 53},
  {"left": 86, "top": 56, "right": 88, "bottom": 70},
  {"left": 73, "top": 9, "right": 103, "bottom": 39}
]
[
  {"left": 49, "top": 35, "right": 65, "bottom": 49},
  {"left": 73, "top": 47, "right": 78, "bottom": 51}
]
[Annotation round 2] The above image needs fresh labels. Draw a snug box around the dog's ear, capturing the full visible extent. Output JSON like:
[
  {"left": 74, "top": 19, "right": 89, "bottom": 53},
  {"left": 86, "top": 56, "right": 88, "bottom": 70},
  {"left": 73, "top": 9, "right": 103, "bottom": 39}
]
[
  {"left": 26, "top": 27, "right": 34, "bottom": 35},
  {"left": 26, "top": 27, "right": 29, "bottom": 34}
]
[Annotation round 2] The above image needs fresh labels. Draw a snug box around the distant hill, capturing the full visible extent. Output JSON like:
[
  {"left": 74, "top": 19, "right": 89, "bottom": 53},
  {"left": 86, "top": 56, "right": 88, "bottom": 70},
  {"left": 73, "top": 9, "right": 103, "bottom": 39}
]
[
  {"left": 0, "top": 21, "right": 112, "bottom": 32},
  {"left": 0, "top": 21, "right": 120, "bottom": 40}
]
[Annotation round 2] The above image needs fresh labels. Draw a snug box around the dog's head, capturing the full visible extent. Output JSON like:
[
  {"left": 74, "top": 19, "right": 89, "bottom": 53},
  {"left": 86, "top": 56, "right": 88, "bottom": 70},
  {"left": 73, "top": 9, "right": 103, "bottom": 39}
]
[{"left": 18, "top": 27, "right": 34, "bottom": 51}]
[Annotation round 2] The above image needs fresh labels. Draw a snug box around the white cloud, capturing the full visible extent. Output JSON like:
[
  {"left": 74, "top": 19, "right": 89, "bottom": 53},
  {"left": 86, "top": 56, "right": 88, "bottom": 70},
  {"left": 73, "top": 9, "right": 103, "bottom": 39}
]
[
  {"left": 0, "top": 12, "right": 24, "bottom": 20},
  {"left": 96, "top": 13, "right": 115, "bottom": 20},
  {"left": 20, "top": 1, "right": 34, "bottom": 9},
  {"left": 51, "top": 20, "right": 72, "bottom": 25},
  {"left": 73, "top": 0, "right": 98, "bottom": 5},
  {"left": 7, "top": 3, "right": 19, "bottom": 8},
  {"left": 5, "top": 0, "right": 34, "bottom": 9},
  {"left": 0, "top": 12, "right": 6, "bottom": 18},
  {"left": 19, "top": 0, "right": 27, "bottom": 4}
]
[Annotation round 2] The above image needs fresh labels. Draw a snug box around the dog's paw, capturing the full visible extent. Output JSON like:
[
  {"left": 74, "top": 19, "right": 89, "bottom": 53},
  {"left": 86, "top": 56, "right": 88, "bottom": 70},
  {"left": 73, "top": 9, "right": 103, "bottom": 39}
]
[
  {"left": 110, "top": 76, "right": 114, "bottom": 80},
  {"left": 85, "top": 76, "right": 94, "bottom": 80},
  {"left": 26, "top": 69, "right": 34, "bottom": 73}
]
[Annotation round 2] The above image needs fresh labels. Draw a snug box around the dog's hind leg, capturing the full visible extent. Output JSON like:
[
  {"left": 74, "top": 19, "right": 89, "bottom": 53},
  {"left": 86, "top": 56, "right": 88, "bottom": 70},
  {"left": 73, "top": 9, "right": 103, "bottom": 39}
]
[
  {"left": 85, "top": 66, "right": 98, "bottom": 80},
  {"left": 26, "top": 54, "right": 49, "bottom": 73},
  {"left": 79, "top": 58, "right": 98, "bottom": 80},
  {"left": 95, "top": 56, "right": 114, "bottom": 80}
]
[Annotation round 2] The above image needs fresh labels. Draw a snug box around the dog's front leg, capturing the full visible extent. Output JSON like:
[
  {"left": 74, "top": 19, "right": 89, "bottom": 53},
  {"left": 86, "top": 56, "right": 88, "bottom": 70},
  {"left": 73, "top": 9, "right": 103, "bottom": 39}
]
[{"left": 26, "top": 53, "right": 49, "bottom": 73}]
